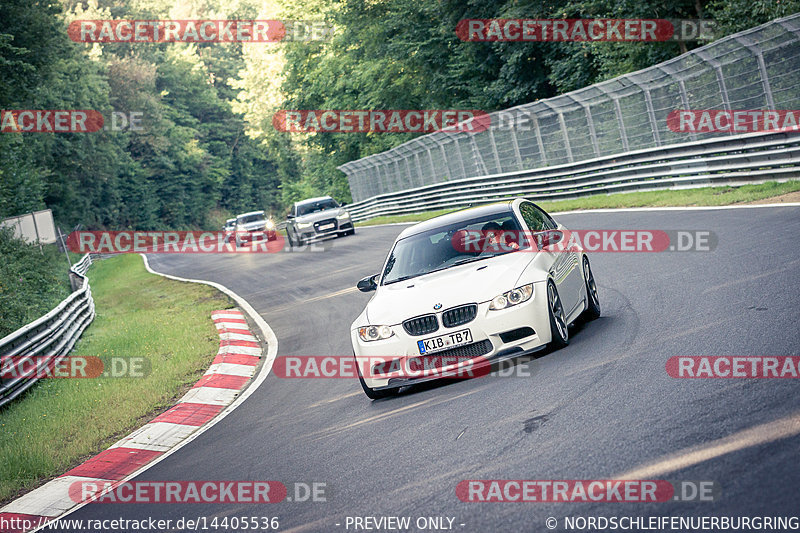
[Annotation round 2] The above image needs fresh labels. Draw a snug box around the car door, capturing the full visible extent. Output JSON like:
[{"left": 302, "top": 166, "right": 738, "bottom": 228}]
[{"left": 519, "top": 202, "right": 581, "bottom": 314}]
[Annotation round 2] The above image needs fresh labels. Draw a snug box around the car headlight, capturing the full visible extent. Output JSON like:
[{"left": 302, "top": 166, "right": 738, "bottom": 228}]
[
  {"left": 358, "top": 325, "right": 395, "bottom": 342},
  {"left": 489, "top": 283, "right": 534, "bottom": 310},
  {"left": 296, "top": 221, "right": 312, "bottom": 229},
  {"left": 337, "top": 211, "right": 350, "bottom": 220},
  {"left": 265, "top": 219, "right": 276, "bottom": 230}
]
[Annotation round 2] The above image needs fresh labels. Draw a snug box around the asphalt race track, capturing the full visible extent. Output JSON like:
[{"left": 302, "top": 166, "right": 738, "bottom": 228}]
[{"left": 62, "top": 206, "right": 800, "bottom": 532}]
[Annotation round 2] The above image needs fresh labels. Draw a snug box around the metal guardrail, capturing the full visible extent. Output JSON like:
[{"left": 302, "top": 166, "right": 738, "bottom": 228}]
[
  {"left": 345, "top": 128, "right": 800, "bottom": 221},
  {"left": 339, "top": 14, "right": 800, "bottom": 219},
  {"left": 0, "top": 254, "right": 96, "bottom": 408}
]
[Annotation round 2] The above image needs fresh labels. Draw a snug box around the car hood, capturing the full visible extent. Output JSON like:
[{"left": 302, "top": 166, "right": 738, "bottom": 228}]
[
  {"left": 295, "top": 209, "right": 345, "bottom": 224},
  {"left": 366, "top": 252, "right": 534, "bottom": 325}
]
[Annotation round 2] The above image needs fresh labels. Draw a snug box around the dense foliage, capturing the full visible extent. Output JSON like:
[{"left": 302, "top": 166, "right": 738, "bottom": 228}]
[
  {"left": 0, "top": 229, "right": 73, "bottom": 337},
  {"left": 1, "top": 0, "right": 797, "bottom": 229},
  {"left": 1, "top": 0, "right": 298, "bottom": 229}
]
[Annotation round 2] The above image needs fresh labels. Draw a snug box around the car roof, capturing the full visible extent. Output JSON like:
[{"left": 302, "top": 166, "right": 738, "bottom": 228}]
[
  {"left": 237, "top": 210, "right": 265, "bottom": 218},
  {"left": 397, "top": 201, "right": 516, "bottom": 239},
  {"left": 294, "top": 196, "right": 334, "bottom": 206}
]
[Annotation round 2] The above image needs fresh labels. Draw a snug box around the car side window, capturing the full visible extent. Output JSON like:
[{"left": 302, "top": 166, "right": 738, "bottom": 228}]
[{"left": 519, "top": 202, "right": 556, "bottom": 231}]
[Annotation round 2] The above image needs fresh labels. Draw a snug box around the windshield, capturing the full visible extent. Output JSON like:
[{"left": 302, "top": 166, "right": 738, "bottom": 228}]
[
  {"left": 381, "top": 211, "right": 523, "bottom": 285},
  {"left": 238, "top": 214, "right": 265, "bottom": 225},
  {"left": 296, "top": 199, "right": 338, "bottom": 216}
]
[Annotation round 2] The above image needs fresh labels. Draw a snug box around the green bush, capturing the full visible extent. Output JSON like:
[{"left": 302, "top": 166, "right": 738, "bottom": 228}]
[{"left": 0, "top": 228, "right": 73, "bottom": 338}]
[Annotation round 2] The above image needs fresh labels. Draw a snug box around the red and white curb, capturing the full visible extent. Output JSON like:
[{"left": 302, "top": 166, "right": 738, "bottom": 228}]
[{"left": 0, "top": 255, "right": 279, "bottom": 533}]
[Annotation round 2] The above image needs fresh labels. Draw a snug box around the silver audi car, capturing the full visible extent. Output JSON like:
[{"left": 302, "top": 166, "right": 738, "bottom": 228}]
[{"left": 285, "top": 196, "right": 354, "bottom": 246}]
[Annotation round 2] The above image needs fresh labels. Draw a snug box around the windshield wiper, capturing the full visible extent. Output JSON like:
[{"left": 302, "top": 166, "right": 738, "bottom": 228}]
[
  {"left": 384, "top": 255, "right": 495, "bottom": 285},
  {"left": 383, "top": 274, "right": 420, "bottom": 285},
  {"left": 450, "top": 256, "right": 488, "bottom": 266}
]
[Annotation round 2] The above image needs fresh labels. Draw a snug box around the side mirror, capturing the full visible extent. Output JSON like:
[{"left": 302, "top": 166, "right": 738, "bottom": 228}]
[
  {"left": 286, "top": 214, "right": 294, "bottom": 220},
  {"left": 537, "top": 229, "right": 563, "bottom": 250},
  {"left": 357, "top": 274, "right": 379, "bottom": 292}
]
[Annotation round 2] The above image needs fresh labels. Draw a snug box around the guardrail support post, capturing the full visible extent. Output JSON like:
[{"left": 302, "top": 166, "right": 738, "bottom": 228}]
[
  {"left": 487, "top": 128, "right": 503, "bottom": 173},
  {"left": 613, "top": 98, "right": 629, "bottom": 152},
  {"left": 509, "top": 121, "right": 523, "bottom": 171},
  {"left": 532, "top": 114, "right": 547, "bottom": 166},
  {"left": 453, "top": 137, "right": 467, "bottom": 179},
  {"left": 678, "top": 80, "right": 698, "bottom": 142},
  {"left": 643, "top": 89, "right": 662, "bottom": 146},
  {"left": 582, "top": 104, "right": 601, "bottom": 157},
  {"left": 557, "top": 113, "right": 574, "bottom": 162}
]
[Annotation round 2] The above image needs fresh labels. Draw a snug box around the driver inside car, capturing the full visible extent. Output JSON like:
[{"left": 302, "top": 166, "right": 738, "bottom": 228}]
[
  {"left": 500, "top": 219, "right": 520, "bottom": 251},
  {"left": 479, "top": 221, "right": 503, "bottom": 254}
]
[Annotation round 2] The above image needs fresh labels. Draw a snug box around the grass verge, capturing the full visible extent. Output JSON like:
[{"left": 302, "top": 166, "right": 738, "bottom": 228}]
[
  {"left": 355, "top": 180, "right": 800, "bottom": 226},
  {"left": 0, "top": 254, "right": 232, "bottom": 504}
]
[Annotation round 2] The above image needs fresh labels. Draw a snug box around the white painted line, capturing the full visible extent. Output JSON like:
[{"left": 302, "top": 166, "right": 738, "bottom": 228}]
[
  {"left": 205, "top": 362, "right": 256, "bottom": 377},
  {"left": 178, "top": 386, "right": 241, "bottom": 406},
  {"left": 267, "top": 286, "right": 359, "bottom": 314},
  {"left": 1, "top": 476, "right": 110, "bottom": 517},
  {"left": 132, "top": 253, "right": 279, "bottom": 466},
  {"left": 355, "top": 201, "right": 800, "bottom": 228},
  {"left": 614, "top": 411, "right": 800, "bottom": 480},
  {"left": 550, "top": 202, "right": 800, "bottom": 216},
  {"left": 356, "top": 221, "right": 416, "bottom": 229}
]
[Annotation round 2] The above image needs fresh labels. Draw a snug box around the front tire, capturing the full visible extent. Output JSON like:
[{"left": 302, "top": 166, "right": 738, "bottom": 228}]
[
  {"left": 547, "top": 280, "right": 569, "bottom": 349},
  {"left": 355, "top": 355, "right": 399, "bottom": 400},
  {"left": 580, "top": 256, "right": 601, "bottom": 322}
]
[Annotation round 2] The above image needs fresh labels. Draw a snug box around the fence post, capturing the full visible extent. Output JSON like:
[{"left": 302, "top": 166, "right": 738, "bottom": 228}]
[{"left": 30, "top": 212, "right": 43, "bottom": 254}]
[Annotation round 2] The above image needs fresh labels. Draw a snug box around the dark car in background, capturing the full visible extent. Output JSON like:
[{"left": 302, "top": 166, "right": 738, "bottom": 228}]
[
  {"left": 234, "top": 210, "right": 277, "bottom": 247},
  {"left": 285, "top": 196, "right": 354, "bottom": 246}
]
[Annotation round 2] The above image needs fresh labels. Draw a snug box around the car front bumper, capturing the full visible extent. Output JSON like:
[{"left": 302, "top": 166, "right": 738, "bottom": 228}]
[
  {"left": 236, "top": 230, "right": 277, "bottom": 243},
  {"left": 352, "top": 283, "right": 552, "bottom": 390},
  {"left": 295, "top": 219, "right": 353, "bottom": 240}
]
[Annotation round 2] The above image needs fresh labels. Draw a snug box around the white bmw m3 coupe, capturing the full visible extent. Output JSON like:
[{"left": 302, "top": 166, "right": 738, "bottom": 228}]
[{"left": 350, "top": 198, "right": 601, "bottom": 399}]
